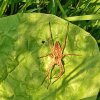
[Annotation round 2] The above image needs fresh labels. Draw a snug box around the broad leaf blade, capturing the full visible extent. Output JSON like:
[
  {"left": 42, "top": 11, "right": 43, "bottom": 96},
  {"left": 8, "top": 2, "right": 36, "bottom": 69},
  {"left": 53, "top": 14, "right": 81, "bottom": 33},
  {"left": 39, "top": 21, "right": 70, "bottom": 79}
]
[{"left": 0, "top": 13, "right": 100, "bottom": 100}]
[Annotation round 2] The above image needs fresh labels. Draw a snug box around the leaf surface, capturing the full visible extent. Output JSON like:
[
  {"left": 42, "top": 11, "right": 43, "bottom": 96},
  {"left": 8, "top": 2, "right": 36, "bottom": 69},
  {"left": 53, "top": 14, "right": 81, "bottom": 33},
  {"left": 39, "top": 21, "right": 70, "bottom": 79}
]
[{"left": 0, "top": 13, "right": 100, "bottom": 100}]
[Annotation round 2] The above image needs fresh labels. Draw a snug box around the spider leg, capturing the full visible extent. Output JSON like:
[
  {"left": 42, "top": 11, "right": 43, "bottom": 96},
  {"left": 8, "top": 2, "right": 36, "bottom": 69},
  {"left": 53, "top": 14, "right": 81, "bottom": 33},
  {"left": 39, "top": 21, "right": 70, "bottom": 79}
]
[
  {"left": 39, "top": 54, "right": 52, "bottom": 58},
  {"left": 62, "top": 22, "right": 69, "bottom": 52},
  {"left": 46, "top": 62, "right": 55, "bottom": 80},
  {"left": 48, "top": 21, "right": 54, "bottom": 51},
  {"left": 63, "top": 54, "right": 81, "bottom": 57},
  {"left": 41, "top": 75, "right": 48, "bottom": 85},
  {"left": 41, "top": 62, "right": 55, "bottom": 86},
  {"left": 52, "top": 61, "right": 64, "bottom": 83}
]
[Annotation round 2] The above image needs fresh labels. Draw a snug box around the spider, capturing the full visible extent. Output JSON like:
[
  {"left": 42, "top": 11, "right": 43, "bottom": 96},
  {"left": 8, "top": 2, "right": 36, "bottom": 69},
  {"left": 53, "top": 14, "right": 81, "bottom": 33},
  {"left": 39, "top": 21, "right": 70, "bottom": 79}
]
[{"left": 40, "top": 22, "right": 79, "bottom": 87}]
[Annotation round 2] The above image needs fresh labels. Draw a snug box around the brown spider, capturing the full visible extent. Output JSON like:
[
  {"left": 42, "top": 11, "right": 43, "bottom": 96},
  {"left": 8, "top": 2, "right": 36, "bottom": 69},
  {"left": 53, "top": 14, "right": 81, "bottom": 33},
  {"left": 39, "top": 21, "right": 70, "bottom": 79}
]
[{"left": 40, "top": 22, "right": 79, "bottom": 87}]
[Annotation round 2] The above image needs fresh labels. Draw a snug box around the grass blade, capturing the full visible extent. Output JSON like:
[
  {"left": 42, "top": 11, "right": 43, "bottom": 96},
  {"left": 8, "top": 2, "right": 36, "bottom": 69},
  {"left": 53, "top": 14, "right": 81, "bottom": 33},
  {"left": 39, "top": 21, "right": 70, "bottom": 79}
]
[
  {"left": 56, "top": 0, "right": 66, "bottom": 17},
  {"left": 65, "top": 14, "right": 100, "bottom": 21},
  {"left": 0, "top": 0, "right": 9, "bottom": 17}
]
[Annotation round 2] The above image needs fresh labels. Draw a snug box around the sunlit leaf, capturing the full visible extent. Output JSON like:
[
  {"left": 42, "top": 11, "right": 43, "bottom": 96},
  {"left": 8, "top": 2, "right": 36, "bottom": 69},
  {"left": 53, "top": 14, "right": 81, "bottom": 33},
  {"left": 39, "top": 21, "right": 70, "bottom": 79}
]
[{"left": 0, "top": 13, "right": 100, "bottom": 100}]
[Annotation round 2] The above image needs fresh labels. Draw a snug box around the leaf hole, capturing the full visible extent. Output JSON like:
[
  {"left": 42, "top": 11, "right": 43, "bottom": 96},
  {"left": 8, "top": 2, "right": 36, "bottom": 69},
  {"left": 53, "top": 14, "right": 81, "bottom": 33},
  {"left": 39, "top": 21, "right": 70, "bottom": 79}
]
[{"left": 42, "top": 40, "right": 45, "bottom": 44}]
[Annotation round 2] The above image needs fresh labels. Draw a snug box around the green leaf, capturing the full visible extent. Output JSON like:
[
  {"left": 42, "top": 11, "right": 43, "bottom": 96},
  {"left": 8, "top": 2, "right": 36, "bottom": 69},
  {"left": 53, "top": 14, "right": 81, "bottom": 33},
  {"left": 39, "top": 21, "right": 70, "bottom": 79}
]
[{"left": 0, "top": 13, "right": 100, "bottom": 100}]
